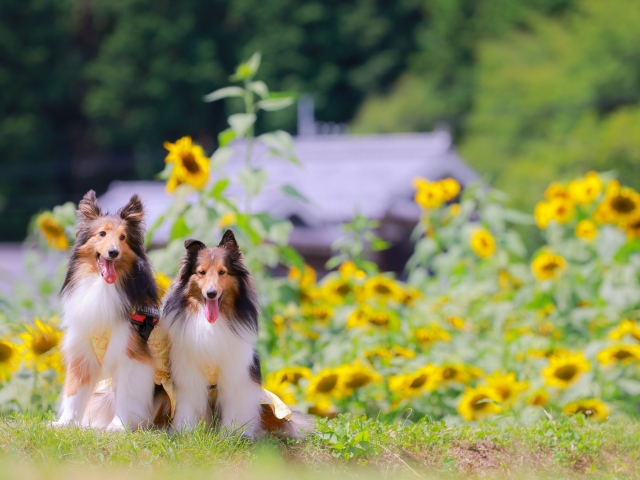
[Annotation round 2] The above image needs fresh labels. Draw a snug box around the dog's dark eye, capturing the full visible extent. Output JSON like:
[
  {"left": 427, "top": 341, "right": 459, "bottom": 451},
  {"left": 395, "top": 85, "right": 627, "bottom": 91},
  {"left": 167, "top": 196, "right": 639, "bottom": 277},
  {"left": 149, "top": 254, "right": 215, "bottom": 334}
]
[
  {"left": 198, "top": 270, "right": 206, "bottom": 276},
  {"left": 119, "top": 235, "right": 125, "bottom": 241},
  {"left": 219, "top": 270, "right": 226, "bottom": 276},
  {"left": 99, "top": 231, "right": 106, "bottom": 237}
]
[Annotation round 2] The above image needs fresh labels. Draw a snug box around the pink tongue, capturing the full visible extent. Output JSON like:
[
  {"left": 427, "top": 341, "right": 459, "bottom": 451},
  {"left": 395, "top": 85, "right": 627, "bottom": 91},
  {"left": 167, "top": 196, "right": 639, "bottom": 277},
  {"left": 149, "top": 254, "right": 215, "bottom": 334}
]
[
  {"left": 103, "top": 259, "right": 117, "bottom": 284},
  {"left": 205, "top": 298, "right": 219, "bottom": 324}
]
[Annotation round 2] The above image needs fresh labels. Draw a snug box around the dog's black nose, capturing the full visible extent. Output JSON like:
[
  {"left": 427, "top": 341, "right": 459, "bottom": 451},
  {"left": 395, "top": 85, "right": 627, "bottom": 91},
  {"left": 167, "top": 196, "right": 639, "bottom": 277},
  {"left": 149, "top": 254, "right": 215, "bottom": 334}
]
[
  {"left": 108, "top": 248, "right": 119, "bottom": 259},
  {"left": 206, "top": 289, "right": 217, "bottom": 299}
]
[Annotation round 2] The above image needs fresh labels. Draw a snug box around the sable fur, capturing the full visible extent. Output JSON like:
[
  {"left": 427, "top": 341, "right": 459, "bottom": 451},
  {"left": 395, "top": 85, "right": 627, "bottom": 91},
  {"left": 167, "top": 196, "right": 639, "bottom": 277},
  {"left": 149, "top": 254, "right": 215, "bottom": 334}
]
[
  {"left": 54, "top": 190, "right": 158, "bottom": 431},
  {"left": 159, "top": 230, "right": 311, "bottom": 438}
]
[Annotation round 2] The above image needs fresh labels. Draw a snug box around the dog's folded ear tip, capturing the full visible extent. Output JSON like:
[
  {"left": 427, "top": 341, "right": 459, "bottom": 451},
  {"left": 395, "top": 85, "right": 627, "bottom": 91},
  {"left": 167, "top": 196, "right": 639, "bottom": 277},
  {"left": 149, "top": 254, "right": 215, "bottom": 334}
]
[{"left": 184, "top": 239, "right": 205, "bottom": 250}]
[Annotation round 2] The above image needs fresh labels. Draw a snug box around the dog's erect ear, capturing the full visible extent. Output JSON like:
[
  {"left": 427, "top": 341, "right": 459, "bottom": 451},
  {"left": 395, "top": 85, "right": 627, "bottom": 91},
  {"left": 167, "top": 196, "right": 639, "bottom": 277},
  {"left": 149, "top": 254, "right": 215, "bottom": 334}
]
[
  {"left": 184, "top": 239, "right": 206, "bottom": 254},
  {"left": 118, "top": 194, "right": 144, "bottom": 224},
  {"left": 218, "top": 229, "right": 239, "bottom": 251},
  {"left": 77, "top": 190, "right": 102, "bottom": 222}
]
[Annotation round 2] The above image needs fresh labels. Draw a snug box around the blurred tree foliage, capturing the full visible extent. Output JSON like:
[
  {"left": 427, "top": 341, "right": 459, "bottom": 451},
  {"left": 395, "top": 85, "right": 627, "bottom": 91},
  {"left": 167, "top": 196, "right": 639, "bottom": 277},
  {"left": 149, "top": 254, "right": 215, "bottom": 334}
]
[
  {"left": 351, "top": 0, "right": 573, "bottom": 135},
  {"left": 460, "top": 0, "right": 640, "bottom": 211},
  {"left": 0, "top": 0, "right": 423, "bottom": 240}
]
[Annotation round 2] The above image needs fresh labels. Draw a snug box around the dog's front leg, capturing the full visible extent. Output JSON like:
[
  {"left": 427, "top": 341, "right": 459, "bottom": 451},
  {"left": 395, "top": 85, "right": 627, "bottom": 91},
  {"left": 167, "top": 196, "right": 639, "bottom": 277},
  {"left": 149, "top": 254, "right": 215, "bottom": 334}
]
[
  {"left": 106, "top": 329, "right": 155, "bottom": 431},
  {"left": 215, "top": 353, "right": 263, "bottom": 438},
  {"left": 54, "top": 352, "right": 101, "bottom": 427},
  {"left": 171, "top": 356, "right": 210, "bottom": 432}
]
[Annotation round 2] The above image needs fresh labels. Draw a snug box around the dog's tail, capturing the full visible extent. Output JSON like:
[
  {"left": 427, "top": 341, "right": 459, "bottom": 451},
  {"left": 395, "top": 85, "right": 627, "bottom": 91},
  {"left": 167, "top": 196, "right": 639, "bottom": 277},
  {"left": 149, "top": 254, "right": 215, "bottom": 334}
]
[
  {"left": 260, "top": 406, "right": 314, "bottom": 439},
  {"left": 83, "top": 382, "right": 115, "bottom": 429}
]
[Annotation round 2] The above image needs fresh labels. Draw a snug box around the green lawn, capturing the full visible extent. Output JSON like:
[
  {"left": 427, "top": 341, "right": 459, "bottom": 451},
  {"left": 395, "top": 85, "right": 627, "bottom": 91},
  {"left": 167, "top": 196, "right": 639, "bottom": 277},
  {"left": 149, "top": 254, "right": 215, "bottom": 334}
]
[{"left": 0, "top": 413, "right": 638, "bottom": 479}]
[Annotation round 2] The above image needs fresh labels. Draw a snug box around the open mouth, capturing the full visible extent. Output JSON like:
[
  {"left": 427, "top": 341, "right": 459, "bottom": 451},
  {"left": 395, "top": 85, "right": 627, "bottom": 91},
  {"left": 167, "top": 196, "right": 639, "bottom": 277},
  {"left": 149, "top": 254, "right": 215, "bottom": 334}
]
[
  {"left": 204, "top": 293, "right": 223, "bottom": 324},
  {"left": 97, "top": 254, "right": 118, "bottom": 284}
]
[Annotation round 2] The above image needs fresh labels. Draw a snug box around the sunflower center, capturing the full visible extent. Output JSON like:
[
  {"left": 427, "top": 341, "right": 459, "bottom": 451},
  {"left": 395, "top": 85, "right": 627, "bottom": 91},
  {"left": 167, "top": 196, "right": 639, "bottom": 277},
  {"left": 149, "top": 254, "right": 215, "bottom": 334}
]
[
  {"left": 542, "top": 261, "right": 560, "bottom": 273},
  {"left": 181, "top": 152, "right": 200, "bottom": 174},
  {"left": 0, "top": 343, "right": 13, "bottom": 363},
  {"left": 574, "top": 407, "right": 595, "bottom": 417},
  {"left": 374, "top": 284, "right": 391, "bottom": 295},
  {"left": 611, "top": 195, "right": 636, "bottom": 213},
  {"left": 613, "top": 349, "right": 633, "bottom": 360},
  {"left": 316, "top": 374, "right": 339, "bottom": 393},
  {"left": 32, "top": 334, "right": 58, "bottom": 355},
  {"left": 369, "top": 313, "right": 390, "bottom": 326},
  {"left": 442, "top": 367, "right": 457, "bottom": 380},
  {"left": 409, "top": 373, "right": 428, "bottom": 389},
  {"left": 336, "top": 283, "right": 351, "bottom": 296},
  {"left": 495, "top": 386, "right": 511, "bottom": 400},
  {"left": 554, "top": 364, "right": 578, "bottom": 381},
  {"left": 40, "top": 218, "right": 63, "bottom": 236},
  {"left": 345, "top": 372, "right": 371, "bottom": 389},
  {"left": 471, "top": 394, "right": 492, "bottom": 411}
]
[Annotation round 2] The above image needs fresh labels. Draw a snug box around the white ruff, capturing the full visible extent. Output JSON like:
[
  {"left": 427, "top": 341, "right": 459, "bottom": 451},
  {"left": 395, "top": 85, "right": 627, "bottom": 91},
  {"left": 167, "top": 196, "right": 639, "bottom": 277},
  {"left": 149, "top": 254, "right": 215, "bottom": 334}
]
[
  {"left": 54, "top": 274, "right": 155, "bottom": 430},
  {"left": 163, "top": 307, "right": 263, "bottom": 435}
]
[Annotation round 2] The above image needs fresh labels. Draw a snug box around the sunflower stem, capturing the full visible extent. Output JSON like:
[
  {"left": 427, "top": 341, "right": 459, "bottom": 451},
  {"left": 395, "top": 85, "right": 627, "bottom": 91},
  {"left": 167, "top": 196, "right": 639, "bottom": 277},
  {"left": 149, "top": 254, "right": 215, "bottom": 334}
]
[{"left": 243, "top": 78, "right": 255, "bottom": 214}]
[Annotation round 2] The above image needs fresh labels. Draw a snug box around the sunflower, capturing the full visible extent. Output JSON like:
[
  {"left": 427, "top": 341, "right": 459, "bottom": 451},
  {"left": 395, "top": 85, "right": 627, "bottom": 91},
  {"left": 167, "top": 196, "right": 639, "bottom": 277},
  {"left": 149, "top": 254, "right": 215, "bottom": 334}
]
[
  {"left": 484, "top": 372, "right": 528, "bottom": 406},
  {"left": 531, "top": 251, "right": 567, "bottom": 281},
  {"left": 338, "top": 260, "right": 367, "bottom": 280},
  {"left": 593, "top": 202, "right": 617, "bottom": 224},
  {"left": 563, "top": 399, "right": 609, "bottom": 421},
  {"left": 446, "top": 316, "right": 466, "bottom": 330},
  {"left": 534, "top": 201, "right": 553, "bottom": 229},
  {"left": 542, "top": 351, "right": 590, "bottom": 388},
  {"left": 301, "top": 304, "right": 334, "bottom": 322},
  {"left": 340, "top": 361, "right": 382, "bottom": 395},
  {"left": 36, "top": 213, "right": 68, "bottom": 250},
  {"left": 0, "top": 339, "right": 19, "bottom": 381},
  {"left": 457, "top": 386, "right": 503, "bottom": 422},
  {"left": 389, "top": 365, "right": 441, "bottom": 398},
  {"left": 545, "top": 182, "right": 571, "bottom": 200},
  {"left": 163, "top": 136, "right": 210, "bottom": 193},
  {"left": 271, "top": 366, "right": 312, "bottom": 386},
  {"left": 440, "top": 364, "right": 483, "bottom": 384},
  {"left": 361, "top": 275, "right": 404, "bottom": 303},
  {"left": 567, "top": 172, "right": 602, "bottom": 205},
  {"left": 608, "top": 319, "right": 640, "bottom": 343},
  {"left": 414, "top": 324, "right": 451, "bottom": 346},
  {"left": 155, "top": 272, "right": 172, "bottom": 301},
  {"left": 601, "top": 181, "right": 640, "bottom": 219},
  {"left": 217, "top": 212, "right": 237, "bottom": 228},
  {"left": 440, "top": 178, "right": 461, "bottom": 201},
  {"left": 288, "top": 264, "right": 317, "bottom": 290},
  {"left": 527, "top": 390, "right": 549, "bottom": 407},
  {"left": 18, "top": 318, "right": 64, "bottom": 373},
  {"left": 321, "top": 278, "right": 353, "bottom": 304},
  {"left": 574, "top": 220, "right": 598, "bottom": 242},
  {"left": 399, "top": 286, "right": 422, "bottom": 306},
  {"left": 470, "top": 229, "right": 496, "bottom": 259},
  {"left": 391, "top": 345, "right": 416, "bottom": 359},
  {"left": 413, "top": 177, "right": 444, "bottom": 210},
  {"left": 308, "top": 398, "right": 337, "bottom": 418},
  {"left": 364, "top": 347, "right": 394, "bottom": 361},
  {"left": 306, "top": 368, "right": 344, "bottom": 400},
  {"left": 621, "top": 212, "right": 640, "bottom": 239},
  {"left": 262, "top": 372, "right": 296, "bottom": 405},
  {"left": 449, "top": 203, "right": 462, "bottom": 217},
  {"left": 596, "top": 345, "right": 640, "bottom": 366},
  {"left": 548, "top": 197, "right": 575, "bottom": 224}
]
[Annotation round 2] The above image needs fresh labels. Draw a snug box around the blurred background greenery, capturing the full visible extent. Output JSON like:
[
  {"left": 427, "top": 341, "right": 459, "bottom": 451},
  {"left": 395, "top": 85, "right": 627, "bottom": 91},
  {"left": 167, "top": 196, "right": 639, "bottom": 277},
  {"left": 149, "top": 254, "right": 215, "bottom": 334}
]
[{"left": 4, "top": 0, "right": 640, "bottom": 240}]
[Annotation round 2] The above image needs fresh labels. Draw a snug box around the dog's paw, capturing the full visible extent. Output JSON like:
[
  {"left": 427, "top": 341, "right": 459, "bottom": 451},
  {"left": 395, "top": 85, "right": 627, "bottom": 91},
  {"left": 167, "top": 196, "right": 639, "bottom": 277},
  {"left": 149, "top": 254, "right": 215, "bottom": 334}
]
[
  {"left": 106, "top": 418, "right": 126, "bottom": 432},
  {"left": 50, "top": 421, "right": 68, "bottom": 428}
]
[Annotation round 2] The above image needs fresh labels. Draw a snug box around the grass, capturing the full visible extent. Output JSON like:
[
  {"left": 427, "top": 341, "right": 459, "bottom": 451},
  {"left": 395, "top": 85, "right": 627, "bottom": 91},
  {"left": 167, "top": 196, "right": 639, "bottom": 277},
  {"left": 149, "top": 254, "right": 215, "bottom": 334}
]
[{"left": 0, "top": 413, "right": 638, "bottom": 479}]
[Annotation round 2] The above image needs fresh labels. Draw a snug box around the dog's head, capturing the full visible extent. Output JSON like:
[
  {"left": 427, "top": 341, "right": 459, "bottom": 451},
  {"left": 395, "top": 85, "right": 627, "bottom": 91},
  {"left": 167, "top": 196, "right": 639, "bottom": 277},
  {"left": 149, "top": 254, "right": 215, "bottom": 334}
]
[
  {"left": 74, "top": 190, "right": 145, "bottom": 285},
  {"left": 176, "top": 230, "right": 251, "bottom": 324}
]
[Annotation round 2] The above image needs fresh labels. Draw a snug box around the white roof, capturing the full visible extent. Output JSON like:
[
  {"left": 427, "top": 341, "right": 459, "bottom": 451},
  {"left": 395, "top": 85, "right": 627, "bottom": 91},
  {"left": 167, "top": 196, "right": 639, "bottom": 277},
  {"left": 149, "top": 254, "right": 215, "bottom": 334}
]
[{"left": 98, "top": 132, "right": 477, "bottom": 245}]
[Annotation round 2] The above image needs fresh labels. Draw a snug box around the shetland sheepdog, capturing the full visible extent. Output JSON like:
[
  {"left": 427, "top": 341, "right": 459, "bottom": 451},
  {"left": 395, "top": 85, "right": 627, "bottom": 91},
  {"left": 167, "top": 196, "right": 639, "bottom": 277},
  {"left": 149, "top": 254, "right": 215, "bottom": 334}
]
[
  {"left": 54, "top": 190, "right": 158, "bottom": 430},
  {"left": 159, "top": 230, "right": 311, "bottom": 437}
]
